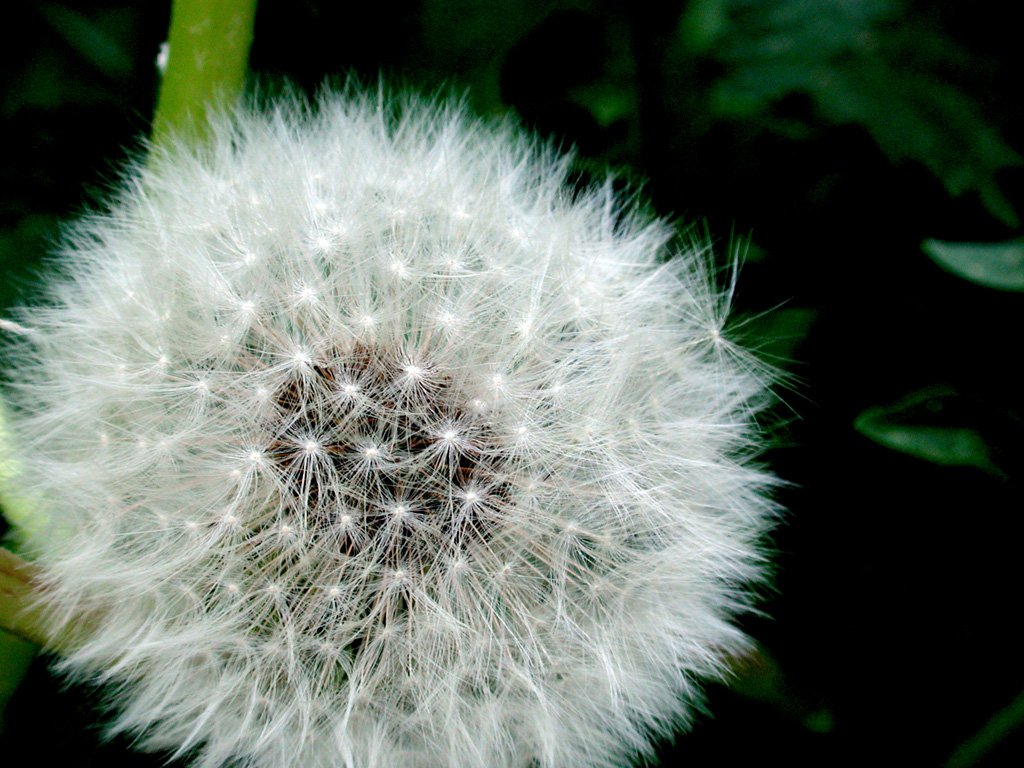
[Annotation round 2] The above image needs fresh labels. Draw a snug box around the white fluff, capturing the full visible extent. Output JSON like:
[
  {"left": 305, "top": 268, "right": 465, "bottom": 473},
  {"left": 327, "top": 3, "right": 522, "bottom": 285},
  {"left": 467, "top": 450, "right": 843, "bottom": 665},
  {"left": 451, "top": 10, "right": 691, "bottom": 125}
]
[{"left": 4, "top": 88, "right": 777, "bottom": 768}]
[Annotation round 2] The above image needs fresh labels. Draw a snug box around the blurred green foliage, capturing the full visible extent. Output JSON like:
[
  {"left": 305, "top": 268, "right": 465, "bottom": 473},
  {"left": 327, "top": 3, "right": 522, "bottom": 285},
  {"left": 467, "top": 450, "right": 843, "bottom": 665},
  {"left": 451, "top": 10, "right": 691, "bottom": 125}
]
[
  {"left": 1, "top": 1, "right": 1022, "bottom": 766},
  {"left": 697, "top": 0, "right": 1021, "bottom": 226}
]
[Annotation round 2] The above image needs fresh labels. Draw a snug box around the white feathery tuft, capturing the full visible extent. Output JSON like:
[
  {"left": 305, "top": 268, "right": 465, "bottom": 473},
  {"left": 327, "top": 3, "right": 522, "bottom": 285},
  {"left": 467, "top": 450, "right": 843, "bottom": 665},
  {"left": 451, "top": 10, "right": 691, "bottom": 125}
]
[{"left": 3, "top": 87, "right": 778, "bottom": 768}]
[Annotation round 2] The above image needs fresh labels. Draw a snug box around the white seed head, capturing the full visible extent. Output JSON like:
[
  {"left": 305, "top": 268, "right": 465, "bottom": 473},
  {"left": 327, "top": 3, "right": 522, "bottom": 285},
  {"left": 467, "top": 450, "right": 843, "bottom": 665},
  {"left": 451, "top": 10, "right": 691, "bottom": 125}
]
[{"left": 4, "top": 89, "right": 777, "bottom": 768}]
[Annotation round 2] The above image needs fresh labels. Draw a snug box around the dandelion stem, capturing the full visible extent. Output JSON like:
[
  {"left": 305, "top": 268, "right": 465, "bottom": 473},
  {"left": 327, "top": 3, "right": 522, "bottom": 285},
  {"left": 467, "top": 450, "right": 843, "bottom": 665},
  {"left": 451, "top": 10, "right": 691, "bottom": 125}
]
[{"left": 151, "top": 0, "right": 258, "bottom": 146}]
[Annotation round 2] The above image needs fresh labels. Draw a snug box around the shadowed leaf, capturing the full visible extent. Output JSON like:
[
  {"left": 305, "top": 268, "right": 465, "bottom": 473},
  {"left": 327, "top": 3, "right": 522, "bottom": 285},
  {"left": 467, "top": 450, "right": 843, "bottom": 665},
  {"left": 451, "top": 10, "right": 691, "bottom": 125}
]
[
  {"left": 923, "top": 239, "right": 1024, "bottom": 291},
  {"left": 854, "top": 387, "right": 1001, "bottom": 475}
]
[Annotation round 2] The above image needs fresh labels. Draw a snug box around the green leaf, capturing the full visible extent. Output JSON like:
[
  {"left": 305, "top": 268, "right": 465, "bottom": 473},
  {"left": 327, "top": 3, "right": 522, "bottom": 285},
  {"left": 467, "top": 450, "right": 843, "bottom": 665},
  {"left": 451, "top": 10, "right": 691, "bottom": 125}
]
[
  {"left": 858, "top": 422, "right": 992, "bottom": 469},
  {"left": 923, "top": 239, "right": 1024, "bottom": 292},
  {"left": 854, "top": 388, "right": 1000, "bottom": 474}
]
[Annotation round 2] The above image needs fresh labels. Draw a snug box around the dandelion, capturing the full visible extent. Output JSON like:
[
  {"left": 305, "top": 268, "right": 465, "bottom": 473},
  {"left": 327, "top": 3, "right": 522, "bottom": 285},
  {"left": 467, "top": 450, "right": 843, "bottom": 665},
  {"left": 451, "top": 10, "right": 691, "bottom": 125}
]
[{"left": 3, "top": 89, "right": 777, "bottom": 768}]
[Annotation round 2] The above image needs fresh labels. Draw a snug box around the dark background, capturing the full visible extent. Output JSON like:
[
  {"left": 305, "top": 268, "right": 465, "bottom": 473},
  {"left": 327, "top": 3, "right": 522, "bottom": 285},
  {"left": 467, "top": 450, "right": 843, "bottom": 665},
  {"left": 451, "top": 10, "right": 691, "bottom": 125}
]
[{"left": 2, "top": 1, "right": 1023, "bottom": 765}]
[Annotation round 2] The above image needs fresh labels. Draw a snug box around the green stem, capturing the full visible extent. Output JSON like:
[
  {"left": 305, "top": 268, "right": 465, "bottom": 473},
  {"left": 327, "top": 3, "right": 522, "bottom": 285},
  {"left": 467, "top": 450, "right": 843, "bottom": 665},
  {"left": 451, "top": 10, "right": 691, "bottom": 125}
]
[{"left": 151, "top": 0, "right": 258, "bottom": 146}]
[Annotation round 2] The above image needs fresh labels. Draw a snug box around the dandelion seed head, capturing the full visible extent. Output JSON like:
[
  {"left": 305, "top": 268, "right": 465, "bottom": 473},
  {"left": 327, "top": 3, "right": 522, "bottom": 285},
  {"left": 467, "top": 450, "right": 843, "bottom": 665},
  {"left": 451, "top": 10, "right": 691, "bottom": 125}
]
[{"left": 4, "top": 89, "right": 777, "bottom": 768}]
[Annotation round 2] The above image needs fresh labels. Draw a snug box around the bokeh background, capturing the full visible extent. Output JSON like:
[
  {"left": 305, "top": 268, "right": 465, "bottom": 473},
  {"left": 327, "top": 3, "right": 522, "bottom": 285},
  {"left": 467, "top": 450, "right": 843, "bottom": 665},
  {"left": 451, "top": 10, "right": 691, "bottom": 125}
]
[{"left": 2, "top": 1, "right": 1023, "bottom": 765}]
